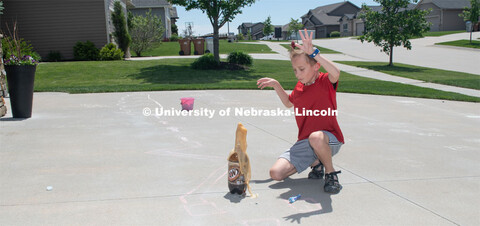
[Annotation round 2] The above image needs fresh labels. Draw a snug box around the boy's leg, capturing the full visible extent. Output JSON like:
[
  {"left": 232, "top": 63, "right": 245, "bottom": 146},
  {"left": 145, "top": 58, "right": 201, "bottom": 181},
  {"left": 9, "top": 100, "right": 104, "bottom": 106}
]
[
  {"left": 270, "top": 158, "right": 297, "bottom": 181},
  {"left": 309, "top": 131, "right": 343, "bottom": 194},
  {"left": 308, "top": 131, "right": 335, "bottom": 173}
]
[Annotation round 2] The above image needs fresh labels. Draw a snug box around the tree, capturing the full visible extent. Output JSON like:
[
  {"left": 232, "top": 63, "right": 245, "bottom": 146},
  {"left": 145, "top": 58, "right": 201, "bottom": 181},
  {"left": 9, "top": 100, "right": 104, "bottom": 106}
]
[
  {"left": 288, "top": 18, "right": 304, "bottom": 42},
  {"left": 459, "top": 0, "right": 480, "bottom": 43},
  {"left": 168, "top": 0, "right": 256, "bottom": 63},
  {"left": 111, "top": 1, "right": 131, "bottom": 57},
  {"left": 129, "top": 10, "right": 165, "bottom": 56},
  {"left": 359, "top": 0, "right": 430, "bottom": 66},
  {"left": 263, "top": 16, "right": 274, "bottom": 38}
]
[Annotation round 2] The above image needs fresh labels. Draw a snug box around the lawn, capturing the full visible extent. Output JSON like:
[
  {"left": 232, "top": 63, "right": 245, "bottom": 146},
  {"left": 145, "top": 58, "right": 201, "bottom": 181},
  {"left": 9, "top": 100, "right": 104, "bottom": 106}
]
[
  {"left": 132, "top": 39, "right": 275, "bottom": 57},
  {"left": 423, "top": 30, "right": 465, "bottom": 37},
  {"left": 335, "top": 61, "right": 480, "bottom": 90},
  {"left": 412, "top": 30, "right": 466, "bottom": 39},
  {"left": 34, "top": 59, "right": 480, "bottom": 102},
  {"left": 435, "top": 39, "right": 480, "bottom": 49},
  {"left": 280, "top": 44, "right": 341, "bottom": 54}
]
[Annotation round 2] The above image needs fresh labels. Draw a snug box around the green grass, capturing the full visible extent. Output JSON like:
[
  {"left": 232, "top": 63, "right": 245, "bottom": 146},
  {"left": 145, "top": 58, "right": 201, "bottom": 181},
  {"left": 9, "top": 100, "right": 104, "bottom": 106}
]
[
  {"left": 336, "top": 61, "right": 480, "bottom": 90},
  {"left": 133, "top": 39, "right": 275, "bottom": 57},
  {"left": 34, "top": 59, "right": 480, "bottom": 102},
  {"left": 280, "top": 44, "right": 341, "bottom": 54},
  {"left": 423, "top": 30, "right": 465, "bottom": 37},
  {"left": 435, "top": 39, "right": 480, "bottom": 49}
]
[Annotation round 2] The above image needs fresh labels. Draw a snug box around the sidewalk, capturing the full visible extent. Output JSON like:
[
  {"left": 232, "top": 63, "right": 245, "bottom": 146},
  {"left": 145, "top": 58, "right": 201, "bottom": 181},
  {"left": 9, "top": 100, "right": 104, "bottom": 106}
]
[
  {"left": 128, "top": 37, "right": 480, "bottom": 98},
  {"left": 1, "top": 90, "right": 479, "bottom": 225}
]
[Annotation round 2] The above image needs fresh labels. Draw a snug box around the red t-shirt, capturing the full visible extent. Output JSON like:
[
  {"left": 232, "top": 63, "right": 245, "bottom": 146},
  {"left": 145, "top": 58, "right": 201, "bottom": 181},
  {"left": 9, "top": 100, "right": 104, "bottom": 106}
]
[{"left": 288, "top": 72, "right": 344, "bottom": 143}]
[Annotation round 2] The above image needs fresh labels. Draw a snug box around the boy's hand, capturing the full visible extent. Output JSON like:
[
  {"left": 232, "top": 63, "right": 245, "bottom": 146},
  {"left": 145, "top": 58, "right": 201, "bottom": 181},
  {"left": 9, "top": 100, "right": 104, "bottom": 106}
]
[
  {"left": 292, "top": 28, "right": 314, "bottom": 55},
  {"left": 257, "top": 78, "right": 279, "bottom": 89}
]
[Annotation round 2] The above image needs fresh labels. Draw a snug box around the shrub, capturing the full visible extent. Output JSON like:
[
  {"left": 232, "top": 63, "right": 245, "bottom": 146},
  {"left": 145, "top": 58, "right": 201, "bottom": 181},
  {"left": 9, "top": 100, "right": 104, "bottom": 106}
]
[
  {"left": 111, "top": 1, "right": 131, "bottom": 54},
  {"left": 73, "top": 41, "right": 99, "bottom": 61},
  {"left": 227, "top": 51, "right": 253, "bottom": 66},
  {"left": 99, "top": 43, "right": 124, "bottom": 60},
  {"left": 191, "top": 53, "right": 219, "bottom": 70},
  {"left": 237, "top": 33, "right": 244, "bottom": 40},
  {"left": 130, "top": 9, "right": 164, "bottom": 56},
  {"left": 46, "top": 51, "right": 62, "bottom": 62},
  {"left": 170, "top": 34, "right": 180, "bottom": 42},
  {"left": 330, "top": 31, "right": 340, "bottom": 37}
]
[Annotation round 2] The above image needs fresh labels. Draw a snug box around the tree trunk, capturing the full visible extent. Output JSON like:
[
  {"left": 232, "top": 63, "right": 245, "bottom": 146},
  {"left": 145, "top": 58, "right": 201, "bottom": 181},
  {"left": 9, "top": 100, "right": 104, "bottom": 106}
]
[
  {"left": 470, "top": 31, "right": 473, "bottom": 43},
  {"left": 213, "top": 22, "right": 220, "bottom": 63},
  {"left": 389, "top": 44, "right": 394, "bottom": 66}
]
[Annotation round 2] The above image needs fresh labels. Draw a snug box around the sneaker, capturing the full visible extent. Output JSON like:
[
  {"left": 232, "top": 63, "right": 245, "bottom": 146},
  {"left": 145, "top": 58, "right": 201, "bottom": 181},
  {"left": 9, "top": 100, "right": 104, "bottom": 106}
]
[
  {"left": 324, "top": 171, "right": 342, "bottom": 194},
  {"left": 308, "top": 162, "right": 324, "bottom": 179}
]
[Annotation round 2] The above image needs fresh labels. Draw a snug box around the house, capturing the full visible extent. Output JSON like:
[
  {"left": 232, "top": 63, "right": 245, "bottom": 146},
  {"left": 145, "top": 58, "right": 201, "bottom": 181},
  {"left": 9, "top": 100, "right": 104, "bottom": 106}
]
[
  {"left": 338, "top": 14, "right": 356, "bottom": 37},
  {"left": 0, "top": 0, "right": 128, "bottom": 60},
  {"left": 351, "top": 4, "right": 416, "bottom": 36},
  {"left": 301, "top": 1, "right": 360, "bottom": 38},
  {"left": 351, "top": 6, "right": 382, "bottom": 36},
  {"left": 237, "top": 22, "right": 264, "bottom": 40},
  {"left": 416, "top": 0, "right": 471, "bottom": 31},
  {"left": 128, "top": 0, "right": 178, "bottom": 39}
]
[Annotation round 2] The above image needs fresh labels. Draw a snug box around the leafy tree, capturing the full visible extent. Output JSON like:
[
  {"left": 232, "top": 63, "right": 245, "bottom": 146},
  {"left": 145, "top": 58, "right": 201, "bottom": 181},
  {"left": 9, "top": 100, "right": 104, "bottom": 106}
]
[
  {"left": 168, "top": 0, "right": 256, "bottom": 63},
  {"left": 459, "top": 0, "right": 480, "bottom": 43},
  {"left": 263, "top": 16, "right": 274, "bottom": 38},
  {"left": 360, "top": 0, "right": 430, "bottom": 66},
  {"left": 129, "top": 10, "right": 165, "bottom": 56},
  {"left": 111, "top": 1, "right": 131, "bottom": 57},
  {"left": 288, "top": 18, "right": 304, "bottom": 41},
  {"left": 247, "top": 30, "right": 252, "bottom": 40}
]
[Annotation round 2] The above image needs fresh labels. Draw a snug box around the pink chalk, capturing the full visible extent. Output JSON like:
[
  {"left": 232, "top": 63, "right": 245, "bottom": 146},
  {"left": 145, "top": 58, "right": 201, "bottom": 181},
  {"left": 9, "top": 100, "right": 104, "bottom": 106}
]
[{"left": 180, "top": 97, "right": 195, "bottom": 111}]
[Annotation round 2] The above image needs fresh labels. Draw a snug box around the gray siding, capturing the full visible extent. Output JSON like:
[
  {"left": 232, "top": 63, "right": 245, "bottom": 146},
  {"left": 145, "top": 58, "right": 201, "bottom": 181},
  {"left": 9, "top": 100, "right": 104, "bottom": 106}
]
[{"left": 1, "top": 0, "right": 109, "bottom": 60}]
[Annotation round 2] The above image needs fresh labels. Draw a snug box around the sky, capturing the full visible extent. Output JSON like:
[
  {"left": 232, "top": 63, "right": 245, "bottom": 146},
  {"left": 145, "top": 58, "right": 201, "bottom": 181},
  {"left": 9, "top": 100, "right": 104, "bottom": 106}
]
[{"left": 173, "top": 0, "right": 379, "bottom": 36}]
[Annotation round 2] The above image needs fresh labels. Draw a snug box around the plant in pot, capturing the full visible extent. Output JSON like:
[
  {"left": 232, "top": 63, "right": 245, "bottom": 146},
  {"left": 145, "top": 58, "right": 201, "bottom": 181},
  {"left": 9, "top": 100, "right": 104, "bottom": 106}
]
[{"left": 2, "top": 23, "right": 40, "bottom": 118}]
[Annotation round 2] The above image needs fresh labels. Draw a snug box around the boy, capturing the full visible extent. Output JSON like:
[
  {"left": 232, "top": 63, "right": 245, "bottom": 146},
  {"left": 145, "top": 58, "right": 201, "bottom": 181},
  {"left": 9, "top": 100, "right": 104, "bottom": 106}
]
[{"left": 257, "top": 29, "right": 344, "bottom": 194}]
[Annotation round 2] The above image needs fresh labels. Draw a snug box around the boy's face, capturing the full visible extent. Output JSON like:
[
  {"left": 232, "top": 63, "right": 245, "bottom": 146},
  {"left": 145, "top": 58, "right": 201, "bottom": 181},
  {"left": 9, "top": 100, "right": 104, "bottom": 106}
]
[{"left": 291, "top": 55, "right": 320, "bottom": 84}]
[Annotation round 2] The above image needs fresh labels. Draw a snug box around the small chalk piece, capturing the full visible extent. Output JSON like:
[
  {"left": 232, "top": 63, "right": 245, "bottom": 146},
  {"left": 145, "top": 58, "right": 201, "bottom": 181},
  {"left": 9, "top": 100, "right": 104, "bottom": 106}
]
[
  {"left": 288, "top": 194, "right": 301, "bottom": 204},
  {"left": 46, "top": 186, "right": 53, "bottom": 191}
]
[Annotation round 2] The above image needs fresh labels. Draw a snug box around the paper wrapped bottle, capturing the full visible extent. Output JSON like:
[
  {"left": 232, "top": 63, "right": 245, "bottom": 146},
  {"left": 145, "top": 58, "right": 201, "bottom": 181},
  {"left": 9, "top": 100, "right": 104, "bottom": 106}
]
[{"left": 227, "top": 123, "right": 253, "bottom": 195}]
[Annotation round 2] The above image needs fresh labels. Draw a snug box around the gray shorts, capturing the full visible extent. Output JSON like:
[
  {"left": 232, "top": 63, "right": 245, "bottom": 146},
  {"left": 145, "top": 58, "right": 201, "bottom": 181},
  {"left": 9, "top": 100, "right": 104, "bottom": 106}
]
[{"left": 279, "top": 131, "right": 342, "bottom": 173}]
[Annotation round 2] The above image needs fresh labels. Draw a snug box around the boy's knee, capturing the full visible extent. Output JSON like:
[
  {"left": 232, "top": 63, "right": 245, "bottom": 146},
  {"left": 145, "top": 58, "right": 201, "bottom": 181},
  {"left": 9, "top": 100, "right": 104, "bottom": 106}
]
[
  {"left": 269, "top": 168, "right": 285, "bottom": 181},
  {"left": 309, "top": 131, "right": 329, "bottom": 145}
]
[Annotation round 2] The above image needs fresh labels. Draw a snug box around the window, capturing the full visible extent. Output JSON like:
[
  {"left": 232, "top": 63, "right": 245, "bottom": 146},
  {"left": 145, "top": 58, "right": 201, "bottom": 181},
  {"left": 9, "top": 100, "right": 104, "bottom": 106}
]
[{"left": 343, "top": 23, "right": 348, "bottom": 33}]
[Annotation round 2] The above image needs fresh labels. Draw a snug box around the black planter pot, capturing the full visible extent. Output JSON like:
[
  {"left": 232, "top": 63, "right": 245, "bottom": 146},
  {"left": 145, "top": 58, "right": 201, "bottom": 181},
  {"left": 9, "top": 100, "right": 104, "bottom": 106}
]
[{"left": 5, "top": 65, "right": 36, "bottom": 118}]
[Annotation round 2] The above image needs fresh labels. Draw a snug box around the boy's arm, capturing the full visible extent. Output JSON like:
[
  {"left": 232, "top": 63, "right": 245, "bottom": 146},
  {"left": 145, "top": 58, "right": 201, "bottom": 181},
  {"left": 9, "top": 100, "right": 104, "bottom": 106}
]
[
  {"left": 313, "top": 54, "right": 340, "bottom": 84},
  {"left": 257, "top": 78, "right": 293, "bottom": 108}
]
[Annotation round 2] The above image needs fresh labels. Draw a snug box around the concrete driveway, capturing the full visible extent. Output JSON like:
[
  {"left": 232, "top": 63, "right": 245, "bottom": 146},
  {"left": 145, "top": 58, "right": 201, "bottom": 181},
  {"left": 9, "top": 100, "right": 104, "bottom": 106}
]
[
  {"left": 312, "top": 32, "right": 480, "bottom": 75},
  {"left": 1, "top": 91, "right": 478, "bottom": 225}
]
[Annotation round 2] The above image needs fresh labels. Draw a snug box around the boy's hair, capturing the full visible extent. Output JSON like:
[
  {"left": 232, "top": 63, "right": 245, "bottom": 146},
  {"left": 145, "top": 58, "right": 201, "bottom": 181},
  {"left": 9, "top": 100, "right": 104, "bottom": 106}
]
[{"left": 289, "top": 48, "right": 317, "bottom": 66}]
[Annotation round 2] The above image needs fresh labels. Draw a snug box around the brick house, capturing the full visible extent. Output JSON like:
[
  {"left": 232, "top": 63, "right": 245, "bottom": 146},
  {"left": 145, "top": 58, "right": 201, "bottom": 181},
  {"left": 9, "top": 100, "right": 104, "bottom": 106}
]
[{"left": 301, "top": 1, "right": 360, "bottom": 38}]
